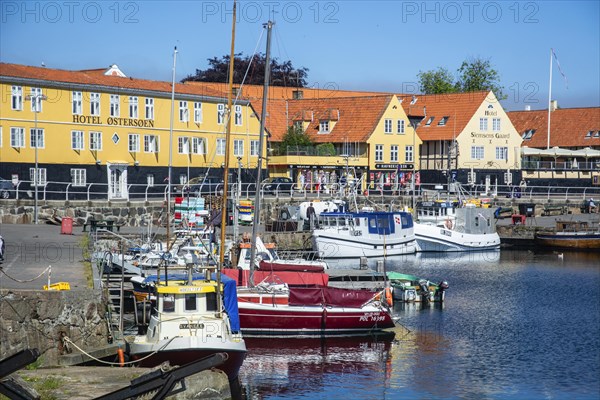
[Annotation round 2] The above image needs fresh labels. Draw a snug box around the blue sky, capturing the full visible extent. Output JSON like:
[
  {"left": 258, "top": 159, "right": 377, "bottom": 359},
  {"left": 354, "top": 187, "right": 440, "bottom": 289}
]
[{"left": 1, "top": 1, "right": 598, "bottom": 111}]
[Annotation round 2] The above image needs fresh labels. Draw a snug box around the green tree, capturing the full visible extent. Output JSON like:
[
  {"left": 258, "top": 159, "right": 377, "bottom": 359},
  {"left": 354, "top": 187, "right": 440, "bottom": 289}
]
[
  {"left": 276, "top": 126, "right": 313, "bottom": 155},
  {"left": 183, "top": 53, "right": 309, "bottom": 87},
  {"left": 417, "top": 67, "right": 457, "bottom": 94},
  {"left": 456, "top": 57, "right": 505, "bottom": 99}
]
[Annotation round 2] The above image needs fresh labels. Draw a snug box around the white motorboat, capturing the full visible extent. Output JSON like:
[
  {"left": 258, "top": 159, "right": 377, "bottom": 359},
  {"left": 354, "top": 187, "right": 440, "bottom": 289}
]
[
  {"left": 414, "top": 202, "right": 501, "bottom": 252},
  {"left": 312, "top": 209, "right": 417, "bottom": 259}
]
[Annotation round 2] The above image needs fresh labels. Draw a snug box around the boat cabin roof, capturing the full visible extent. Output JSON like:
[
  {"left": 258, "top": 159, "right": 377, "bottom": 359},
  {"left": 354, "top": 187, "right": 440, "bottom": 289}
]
[
  {"left": 320, "top": 211, "right": 408, "bottom": 218},
  {"left": 156, "top": 281, "right": 218, "bottom": 294}
]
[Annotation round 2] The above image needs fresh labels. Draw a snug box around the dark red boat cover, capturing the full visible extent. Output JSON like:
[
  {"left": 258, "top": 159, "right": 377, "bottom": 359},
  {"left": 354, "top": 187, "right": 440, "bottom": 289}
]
[
  {"left": 289, "top": 286, "right": 378, "bottom": 308},
  {"left": 222, "top": 269, "right": 329, "bottom": 287},
  {"left": 258, "top": 260, "right": 325, "bottom": 273}
]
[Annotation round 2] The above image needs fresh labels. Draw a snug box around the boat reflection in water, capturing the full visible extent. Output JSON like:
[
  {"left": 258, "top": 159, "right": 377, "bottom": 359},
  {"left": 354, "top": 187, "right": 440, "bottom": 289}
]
[{"left": 240, "top": 334, "right": 396, "bottom": 398}]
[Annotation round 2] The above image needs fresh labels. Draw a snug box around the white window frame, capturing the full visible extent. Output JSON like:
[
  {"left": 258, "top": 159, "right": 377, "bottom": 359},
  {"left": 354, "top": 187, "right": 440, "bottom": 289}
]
[
  {"left": 128, "top": 134, "right": 140, "bottom": 152},
  {"left": 30, "top": 88, "right": 43, "bottom": 112},
  {"left": 10, "top": 127, "right": 25, "bottom": 148},
  {"left": 71, "top": 169, "right": 86, "bottom": 187},
  {"left": 129, "top": 96, "right": 138, "bottom": 119},
  {"left": 30, "top": 128, "right": 44, "bottom": 149},
  {"left": 144, "top": 135, "right": 159, "bottom": 153},
  {"left": 29, "top": 168, "right": 47, "bottom": 187},
  {"left": 492, "top": 118, "right": 501, "bottom": 131},
  {"left": 192, "top": 137, "right": 206, "bottom": 155},
  {"left": 390, "top": 145, "right": 398, "bottom": 162},
  {"left": 110, "top": 94, "right": 120, "bottom": 117},
  {"left": 471, "top": 146, "right": 484, "bottom": 160},
  {"left": 479, "top": 118, "right": 488, "bottom": 131},
  {"left": 145, "top": 98, "right": 154, "bottom": 120},
  {"left": 178, "top": 137, "right": 190, "bottom": 154},
  {"left": 397, "top": 120, "right": 405, "bottom": 134},
  {"left": 147, "top": 174, "right": 155, "bottom": 187},
  {"left": 11, "top": 86, "right": 23, "bottom": 111},
  {"left": 179, "top": 101, "right": 188, "bottom": 122},
  {"left": 90, "top": 131, "right": 102, "bottom": 151},
  {"left": 384, "top": 119, "right": 392, "bottom": 134},
  {"left": 496, "top": 146, "right": 508, "bottom": 161},
  {"left": 234, "top": 105, "right": 242, "bottom": 126},
  {"left": 216, "top": 138, "right": 226, "bottom": 155},
  {"left": 71, "top": 130, "right": 84, "bottom": 150},
  {"left": 217, "top": 104, "right": 225, "bottom": 125},
  {"left": 194, "top": 102, "right": 203, "bottom": 123},
  {"left": 375, "top": 144, "right": 384, "bottom": 162},
  {"left": 405, "top": 145, "right": 414, "bottom": 163},
  {"left": 319, "top": 120, "right": 330, "bottom": 133},
  {"left": 250, "top": 140, "right": 259, "bottom": 156},
  {"left": 72, "top": 91, "right": 82, "bottom": 115},
  {"left": 90, "top": 93, "right": 101, "bottom": 116},
  {"left": 233, "top": 139, "right": 244, "bottom": 156}
]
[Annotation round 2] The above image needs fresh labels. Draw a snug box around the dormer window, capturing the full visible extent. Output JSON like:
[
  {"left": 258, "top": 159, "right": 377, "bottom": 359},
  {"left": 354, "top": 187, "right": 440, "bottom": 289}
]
[
  {"left": 425, "top": 116, "right": 435, "bottom": 126},
  {"left": 594, "top": 131, "right": 600, "bottom": 138},
  {"left": 522, "top": 129, "right": 536, "bottom": 140},
  {"left": 319, "top": 120, "right": 330, "bottom": 133},
  {"left": 585, "top": 130, "right": 593, "bottom": 138},
  {"left": 293, "top": 121, "right": 304, "bottom": 132},
  {"left": 438, "top": 116, "right": 449, "bottom": 126}
]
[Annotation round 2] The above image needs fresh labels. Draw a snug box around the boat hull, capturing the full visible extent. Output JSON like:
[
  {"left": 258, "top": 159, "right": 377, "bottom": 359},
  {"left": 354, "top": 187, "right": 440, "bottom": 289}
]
[
  {"left": 535, "top": 233, "right": 600, "bottom": 249},
  {"left": 313, "top": 233, "right": 416, "bottom": 258},
  {"left": 129, "top": 338, "right": 247, "bottom": 380},
  {"left": 414, "top": 223, "right": 501, "bottom": 252},
  {"left": 237, "top": 302, "right": 395, "bottom": 337}
]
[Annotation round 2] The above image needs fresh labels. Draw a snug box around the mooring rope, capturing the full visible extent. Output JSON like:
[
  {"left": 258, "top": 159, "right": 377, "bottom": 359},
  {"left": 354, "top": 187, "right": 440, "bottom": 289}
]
[{"left": 0, "top": 265, "right": 51, "bottom": 283}]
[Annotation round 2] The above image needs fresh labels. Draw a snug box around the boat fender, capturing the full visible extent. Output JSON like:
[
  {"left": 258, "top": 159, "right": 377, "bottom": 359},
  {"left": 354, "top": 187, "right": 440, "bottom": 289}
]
[
  {"left": 117, "top": 347, "right": 125, "bottom": 367},
  {"left": 280, "top": 209, "right": 291, "bottom": 221},
  {"left": 407, "top": 290, "right": 416, "bottom": 301},
  {"left": 385, "top": 287, "right": 393, "bottom": 306}
]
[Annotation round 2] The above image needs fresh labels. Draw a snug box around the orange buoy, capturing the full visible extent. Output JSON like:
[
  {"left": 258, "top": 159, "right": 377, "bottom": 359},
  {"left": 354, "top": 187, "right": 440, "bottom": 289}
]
[
  {"left": 117, "top": 347, "right": 125, "bottom": 367},
  {"left": 385, "top": 287, "right": 393, "bottom": 306}
]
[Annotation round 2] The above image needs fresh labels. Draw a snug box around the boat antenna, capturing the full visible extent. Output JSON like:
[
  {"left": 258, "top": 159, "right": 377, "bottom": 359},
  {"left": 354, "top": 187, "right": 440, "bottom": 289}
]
[
  {"left": 248, "top": 20, "right": 274, "bottom": 287},
  {"left": 217, "top": 0, "right": 237, "bottom": 315}
]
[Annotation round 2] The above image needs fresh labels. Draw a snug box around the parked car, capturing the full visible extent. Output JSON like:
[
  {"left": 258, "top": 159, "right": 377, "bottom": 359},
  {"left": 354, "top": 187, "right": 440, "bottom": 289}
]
[
  {"left": 183, "top": 176, "right": 224, "bottom": 196},
  {"left": 0, "top": 177, "right": 14, "bottom": 199},
  {"left": 263, "top": 177, "right": 294, "bottom": 195}
]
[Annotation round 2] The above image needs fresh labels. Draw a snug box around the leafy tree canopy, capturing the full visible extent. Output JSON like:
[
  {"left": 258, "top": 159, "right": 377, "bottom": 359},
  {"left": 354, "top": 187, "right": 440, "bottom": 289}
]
[
  {"left": 417, "top": 67, "right": 457, "bottom": 94},
  {"left": 417, "top": 57, "right": 505, "bottom": 99},
  {"left": 183, "top": 53, "right": 309, "bottom": 87},
  {"left": 276, "top": 126, "right": 313, "bottom": 155}
]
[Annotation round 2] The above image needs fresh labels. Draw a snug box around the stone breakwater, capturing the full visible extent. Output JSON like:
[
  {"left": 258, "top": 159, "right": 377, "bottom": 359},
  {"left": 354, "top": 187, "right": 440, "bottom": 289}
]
[{"left": 0, "top": 289, "right": 109, "bottom": 366}]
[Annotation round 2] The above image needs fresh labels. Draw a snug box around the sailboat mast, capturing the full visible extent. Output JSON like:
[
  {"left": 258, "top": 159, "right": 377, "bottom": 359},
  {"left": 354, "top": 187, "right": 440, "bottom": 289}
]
[
  {"left": 167, "top": 46, "right": 178, "bottom": 250},
  {"left": 218, "top": 0, "right": 237, "bottom": 313},
  {"left": 547, "top": 48, "right": 553, "bottom": 150},
  {"left": 249, "top": 20, "right": 273, "bottom": 287}
]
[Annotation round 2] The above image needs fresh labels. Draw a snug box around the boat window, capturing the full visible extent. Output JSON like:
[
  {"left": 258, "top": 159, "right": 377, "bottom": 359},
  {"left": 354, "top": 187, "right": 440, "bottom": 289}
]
[
  {"left": 369, "top": 218, "right": 377, "bottom": 229},
  {"left": 206, "top": 292, "right": 217, "bottom": 311},
  {"left": 354, "top": 218, "right": 360, "bottom": 226},
  {"left": 185, "top": 294, "right": 197, "bottom": 311},
  {"left": 162, "top": 294, "right": 175, "bottom": 313}
]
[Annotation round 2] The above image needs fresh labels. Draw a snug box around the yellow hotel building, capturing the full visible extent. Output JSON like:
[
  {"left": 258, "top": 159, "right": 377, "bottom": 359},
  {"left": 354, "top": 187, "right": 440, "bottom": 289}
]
[{"left": 0, "top": 63, "right": 265, "bottom": 200}]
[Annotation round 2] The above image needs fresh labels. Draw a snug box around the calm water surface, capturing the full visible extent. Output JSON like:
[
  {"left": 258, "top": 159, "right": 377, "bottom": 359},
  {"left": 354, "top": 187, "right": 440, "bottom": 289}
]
[{"left": 238, "top": 250, "right": 600, "bottom": 399}]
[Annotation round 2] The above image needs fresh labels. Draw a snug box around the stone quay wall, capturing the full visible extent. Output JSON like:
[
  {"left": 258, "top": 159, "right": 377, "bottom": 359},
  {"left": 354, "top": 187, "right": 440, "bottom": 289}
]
[{"left": 0, "top": 289, "right": 109, "bottom": 366}]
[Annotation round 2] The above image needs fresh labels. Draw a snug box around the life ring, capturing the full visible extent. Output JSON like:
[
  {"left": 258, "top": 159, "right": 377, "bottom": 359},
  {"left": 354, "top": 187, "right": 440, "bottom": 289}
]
[
  {"left": 445, "top": 219, "right": 453, "bottom": 230},
  {"left": 280, "top": 209, "right": 291, "bottom": 220}
]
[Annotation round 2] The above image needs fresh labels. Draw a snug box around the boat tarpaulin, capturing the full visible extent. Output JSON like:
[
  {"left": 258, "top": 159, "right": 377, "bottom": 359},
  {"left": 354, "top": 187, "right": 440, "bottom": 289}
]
[
  {"left": 214, "top": 273, "right": 241, "bottom": 333},
  {"left": 289, "top": 286, "right": 378, "bottom": 308},
  {"left": 222, "top": 269, "right": 329, "bottom": 287}
]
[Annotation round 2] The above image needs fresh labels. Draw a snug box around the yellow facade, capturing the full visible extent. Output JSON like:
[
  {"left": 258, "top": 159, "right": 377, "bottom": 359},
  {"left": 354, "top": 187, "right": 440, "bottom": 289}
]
[{"left": 0, "top": 82, "right": 264, "bottom": 169}]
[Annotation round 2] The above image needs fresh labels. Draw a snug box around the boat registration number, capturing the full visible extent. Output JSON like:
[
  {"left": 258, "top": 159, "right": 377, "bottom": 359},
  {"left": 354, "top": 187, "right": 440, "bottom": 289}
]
[
  {"left": 179, "top": 323, "right": 204, "bottom": 329},
  {"left": 359, "top": 313, "right": 386, "bottom": 322}
]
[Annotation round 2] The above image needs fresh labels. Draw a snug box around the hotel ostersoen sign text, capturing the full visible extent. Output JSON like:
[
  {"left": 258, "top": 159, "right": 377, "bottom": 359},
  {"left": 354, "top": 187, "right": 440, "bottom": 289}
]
[{"left": 73, "top": 115, "right": 155, "bottom": 128}]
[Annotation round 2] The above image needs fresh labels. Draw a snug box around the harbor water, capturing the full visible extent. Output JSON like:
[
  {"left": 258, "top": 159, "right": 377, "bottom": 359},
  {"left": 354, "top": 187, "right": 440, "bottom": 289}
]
[{"left": 238, "top": 250, "right": 600, "bottom": 399}]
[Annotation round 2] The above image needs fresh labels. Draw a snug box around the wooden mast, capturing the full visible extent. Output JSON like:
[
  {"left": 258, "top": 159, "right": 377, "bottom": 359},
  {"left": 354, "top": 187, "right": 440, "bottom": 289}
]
[{"left": 217, "top": 0, "right": 237, "bottom": 315}]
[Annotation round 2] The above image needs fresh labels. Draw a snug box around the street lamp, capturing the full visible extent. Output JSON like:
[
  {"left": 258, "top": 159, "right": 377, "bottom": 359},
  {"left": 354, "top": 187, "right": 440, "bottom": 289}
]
[{"left": 26, "top": 93, "right": 47, "bottom": 224}]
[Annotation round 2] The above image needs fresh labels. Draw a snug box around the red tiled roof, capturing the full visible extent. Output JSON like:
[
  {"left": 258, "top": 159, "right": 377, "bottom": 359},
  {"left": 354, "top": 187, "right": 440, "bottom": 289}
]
[
  {"left": 0, "top": 63, "right": 227, "bottom": 99},
  {"left": 399, "top": 91, "right": 492, "bottom": 141},
  {"left": 508, "top": 107, "right": 600, "bottom": 148}
]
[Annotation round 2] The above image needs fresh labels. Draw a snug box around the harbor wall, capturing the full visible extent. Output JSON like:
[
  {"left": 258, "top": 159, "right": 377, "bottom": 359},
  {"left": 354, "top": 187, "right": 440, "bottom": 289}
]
[{"left": 0, "top": 289, "right": 109, "bottom": 365}]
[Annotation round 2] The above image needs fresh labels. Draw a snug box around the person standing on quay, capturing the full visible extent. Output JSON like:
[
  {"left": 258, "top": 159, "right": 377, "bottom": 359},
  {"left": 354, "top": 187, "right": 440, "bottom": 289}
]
[{"left": 306, "top": 202, "right": 317, "bottom": 230}]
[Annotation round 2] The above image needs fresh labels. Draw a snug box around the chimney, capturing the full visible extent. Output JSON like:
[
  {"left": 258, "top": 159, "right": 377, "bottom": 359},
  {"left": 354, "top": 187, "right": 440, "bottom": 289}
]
[
  {"left": 525, "top": 105, "right": 531, "bottom": 111},
  {"left": 550, "top": 100, "right": 558, "bottom": 112}
]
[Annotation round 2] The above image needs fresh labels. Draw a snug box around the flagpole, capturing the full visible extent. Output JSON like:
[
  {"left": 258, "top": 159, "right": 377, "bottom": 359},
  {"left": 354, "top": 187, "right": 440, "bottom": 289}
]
[{"left": 547, "top": 48, "right": 553, "bottom": 150}]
